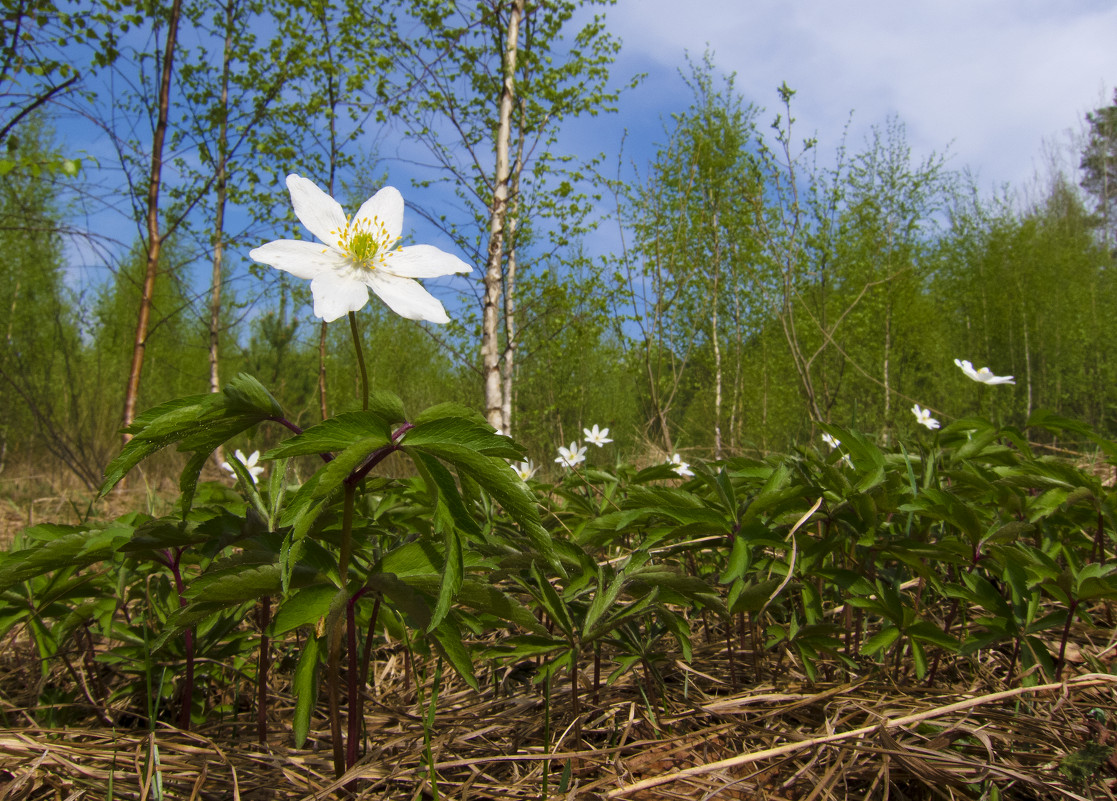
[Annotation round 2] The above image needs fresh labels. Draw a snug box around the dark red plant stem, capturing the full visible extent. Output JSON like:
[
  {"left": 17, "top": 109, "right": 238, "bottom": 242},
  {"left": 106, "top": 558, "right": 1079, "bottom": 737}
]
[
  {"left": 257, "top": 595, "right": 270, "bottom": 744},
  {"left": 593, "top": 641, "right": 601, "bottom": 705},
  {"left": 168, "top": 547, "right": 194, "bottom": 731},
  {"left": 726, "top": 624, "right": 737, "bottom": 689},
  {"left": 1095, "top": 510, "right": 1107, "bottom": 565},
  {"left": 570, "top": 644, "right": 582, "bottom": 746},
  {"left": 1006, "top": 637, "right": 1020, "bottom": 686},
  {"left": 266, "top": 416, "right": 333, "bottom": 462},
  {"left": 346, "top": 597, "right": 360, "bottom": 768},
  {"left": 345, "top": 423, "right": 414, "bottom": 488},
  {"left": 360, "top": 594, "right": 382, "bottom": 689},
  {"left": 1055, "top": 599, "right": 1078, "bottom": 680}
]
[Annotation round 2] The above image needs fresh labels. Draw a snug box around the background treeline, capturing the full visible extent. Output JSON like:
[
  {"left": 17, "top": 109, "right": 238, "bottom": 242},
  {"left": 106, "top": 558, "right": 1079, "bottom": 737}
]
[{"left": 1, "top": 1, "right": 1115, "bottom": 489}]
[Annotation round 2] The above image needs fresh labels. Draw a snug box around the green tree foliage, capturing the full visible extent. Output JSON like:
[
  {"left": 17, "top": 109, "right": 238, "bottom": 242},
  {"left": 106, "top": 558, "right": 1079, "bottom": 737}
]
[
  {"left": 0, "top": 118, "right": 87, "bottom": 478},
  {"left": 1080, "top": 89, "right": 1117, "bottom": 251},
  {"left": 622, "top": 56, "right": 765, "bottom": 456}
]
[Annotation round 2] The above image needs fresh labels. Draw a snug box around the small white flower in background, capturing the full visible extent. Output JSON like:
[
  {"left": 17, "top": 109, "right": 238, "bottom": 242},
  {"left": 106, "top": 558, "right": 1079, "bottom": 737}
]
[
  {"left": 555, "top": 442, "right": 587, "bottom": 468},
  {"left": 911, "top": 404, "right": 941, "bottom": 430},
  {"left": 250, "top": 175, "right": 472, "bottom": 323},
  {"left": 821, "top": 432, "right": 840, "bottom": 450},
  {"left": 954, "top": 358, "right": 1015, "bottom": 385},
  {"left": 667, "top": 453, "right": 694, "bottom": 478},
  {"left": 583, "top": 424, "right": 612, "bottom": 447},
  {"left": 513, "top": 460, "right": 538, "bottom": 481},
  {"left": 221, "top": 449, "right": 264, "bottom": 485},
  {"left": 838, "top": 453, "right": 853, "bottom": 469}
]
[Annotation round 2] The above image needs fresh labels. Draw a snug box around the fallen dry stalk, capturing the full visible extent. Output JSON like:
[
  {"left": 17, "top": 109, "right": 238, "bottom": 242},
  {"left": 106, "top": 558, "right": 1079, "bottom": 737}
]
[{"left": 606, "top": 673, "right": 1117, "bottom": 797}]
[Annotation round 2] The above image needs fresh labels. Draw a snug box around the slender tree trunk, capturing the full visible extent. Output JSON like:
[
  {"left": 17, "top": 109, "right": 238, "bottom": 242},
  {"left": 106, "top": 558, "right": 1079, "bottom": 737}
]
[
  {"left": 500, "top": 114, "right": 525, "bottom": 436},
  {"left": 482, "top": 0, "right": 523, "bottom": 431},
  {"left": 208, "top": 0, "right": 234, "bottom": 398},
  {"left": 882, "top": 298, "right": 891, "bottom": 445},
  {"left": 121, "top": 0, "right": 183, "bottom": 442},
  {"left": 500, "top": 200, "right": 517, "bottom": 435},
  {"left": 711, "top": 215, "right": 723, "bottom": 460},
  {"left": 208, "top": 0, "right": 235, "bottom": 466}
]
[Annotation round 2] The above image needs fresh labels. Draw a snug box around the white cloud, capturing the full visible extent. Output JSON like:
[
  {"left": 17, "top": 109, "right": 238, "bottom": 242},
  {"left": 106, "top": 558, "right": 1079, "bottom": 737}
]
[{"left": 602, "top": 0, "right": 1117, "bottom": 192}]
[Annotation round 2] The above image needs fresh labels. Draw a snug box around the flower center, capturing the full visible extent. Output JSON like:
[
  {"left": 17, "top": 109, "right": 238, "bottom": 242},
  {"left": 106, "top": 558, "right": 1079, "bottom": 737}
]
[{"left": 332, "top": 216, "right": 396, "bottom": 270}]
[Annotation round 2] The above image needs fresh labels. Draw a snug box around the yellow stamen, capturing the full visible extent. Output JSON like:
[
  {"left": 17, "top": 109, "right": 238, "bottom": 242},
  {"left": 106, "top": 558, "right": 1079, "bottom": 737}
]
[{"left": 330, "top": 215, "right": 398, "bottom": 270}]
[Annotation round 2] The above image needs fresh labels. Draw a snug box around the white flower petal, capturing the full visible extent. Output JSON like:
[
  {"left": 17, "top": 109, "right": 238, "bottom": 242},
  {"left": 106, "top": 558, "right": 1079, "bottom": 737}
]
[
  {"left": 365, "top": 271, "right": 450, "bottom": 323},
  {"left": 310, "top": 273, "right": 369, "bottom": 322},
  {"left": 354, "top": 186, "right": 405, "bottom": 241},
  {"left": 286, "top": 175, "right": 347, "bottom": 245},
  {"left": 386, "top": 245, "right": 473, "bottom": 278},
  {"left": 250, "top": 240, "right": 345, "bottom": 280}
]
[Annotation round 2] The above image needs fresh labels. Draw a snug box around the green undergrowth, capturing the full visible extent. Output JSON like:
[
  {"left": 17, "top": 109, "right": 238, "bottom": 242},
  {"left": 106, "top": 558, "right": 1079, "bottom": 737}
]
[{"left": 1, "top": 374, "right": 1116, "bottom": 780}]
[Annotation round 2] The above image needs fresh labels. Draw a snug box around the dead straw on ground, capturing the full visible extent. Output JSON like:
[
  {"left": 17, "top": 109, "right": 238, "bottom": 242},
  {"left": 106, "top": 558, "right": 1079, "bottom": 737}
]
[{"left": 2, "top": 628, "right": 1115, "bottom": 801}]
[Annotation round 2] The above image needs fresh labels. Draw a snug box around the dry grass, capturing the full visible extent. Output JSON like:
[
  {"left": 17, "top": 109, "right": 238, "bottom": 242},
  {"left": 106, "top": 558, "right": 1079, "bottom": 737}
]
[{"left": 1, "top": 629, "right": 1115, "bottom": 801}]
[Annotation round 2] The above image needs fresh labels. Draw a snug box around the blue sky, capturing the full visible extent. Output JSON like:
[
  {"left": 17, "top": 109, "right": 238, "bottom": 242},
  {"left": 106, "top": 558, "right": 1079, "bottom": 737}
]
[{"left": 595, "top": 0, "right": 1116, "bottom": 194}]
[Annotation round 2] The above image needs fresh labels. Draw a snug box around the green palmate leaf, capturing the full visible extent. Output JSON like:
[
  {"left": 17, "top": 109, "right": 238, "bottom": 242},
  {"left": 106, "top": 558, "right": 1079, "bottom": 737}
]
[
  {"left": 101, "top": 395, "right": 213, "bottom": 494},
  {"left": 377, "top": 540, "right": 444, "bottom": 577},
  {"left": 411, "top": 452, "right": 482, "bottom": 539},
  {"left": 403, "top": 416, "right": 523, "bottom": 459},
  {"left": 406, "top": 441, "right": 556, "bottom": 568},
  {"left": 118, "top": 517, "right": 212, "bottom": 553},
  {"left": 861, "top": 625, "right": 901, "bottom": 656},
  {"left": 153, "top": 602, "right": 243, "bottom": 652},
  {"left": 222, "top": 373, "right": 284, "bottom": 417},
  {"left": 432, "top": 519, "right": 464, "bottom": 633},
  {"left": 728, "top": 577, "right": 786, "bottom": 613},
  {"left": 412, "top": 402, "right": 488, "bottom": 427},
  {"left": 102, "top": 374, "right": 286, "bottom": 504},
  {"left": 429, "top": 617, "right": 477, "bottom": 690},
  {"left": 0, "top": 525, "right": 133, "bottom": 593},
  {"left": 581, "top": 567, "right": 615, "bottom": 635},
  {"left": 911, "top": 638, "right": 928, "bottom": 679},
  {"left": 365, "top": 572, "right": 433, "bottom": 631},
  {"left": 265, "top": 411, "right": 392, "bottom": 459},
  {"left": 456, "top": 580, "right": 546, "bottom": 633},
  {"left": 720, "top": 536, "right": 751, "bottom": 583},
  {"left": 183, "top": 564, "right": 282, "bottom": 603},
  {"left": 483, "top": 634, "right": 568, "bottom": 661},
  {"left": 310, "top": 436, "right": 393, "bottom": 499},
  {"left": 1027, "top": 409, "right": 1117, "bottom": 460},
  {"left": 367, "top": 390, "right": 408, "bottom": 426},
  {"left": 292, "top": 635, "right": 321, "bottom": 748},
  {"left": 269, "top": 584, "right": 337, "bottom": 636},
  {"left": 906, "top": 620, "right": 959, "bottom": 650},
  {"left": 584, "top": 589, "right": 658, "bottom": 643},
  {"left": 526, "top": 562, "right": 574, "bottom": 637}
]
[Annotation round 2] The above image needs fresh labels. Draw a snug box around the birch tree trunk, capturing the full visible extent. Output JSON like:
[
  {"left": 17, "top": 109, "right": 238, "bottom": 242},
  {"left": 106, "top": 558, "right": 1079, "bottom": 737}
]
[
  {"left": 207, "top": 0, "right": 234, "bottom": 466},
  {"left": 482, "top": 0, "right": 523, "bottom": 431},
  {"left": 711, "top": 208, "right": 723, "bottom": 460},
  {"left": 121, "top": 0, "right": 183, "bottom": 443},
  {"left": 500, "top": 168, "right": 521, "bottom": 435},
  {"left": 500, "top": 99, "right": 526, "bottom": 436}
]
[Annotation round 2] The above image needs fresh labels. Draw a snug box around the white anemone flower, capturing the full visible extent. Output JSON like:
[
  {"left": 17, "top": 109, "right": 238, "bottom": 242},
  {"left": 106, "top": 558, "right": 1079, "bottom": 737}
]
[
  {"left": 954, "top": 358, "right": 1015, "bottom": 385},
  {"left": 221, "top": 449, "right": 264, "bottom": 485},
  {"left": 821, "top": 432, "right": 840, "bottom": 450},
  {"left": 555, "top": 442, "right": 587, "bottom": 468},
  {"left": 667, "top": 453, "right": 694, "bottom": 478},
  {"left": 911, "top": 404, "right": 941, "bottom": 430},
  {"left": 249, "top": 175, "right": 472, "bottom": 323},
  {"left": 513, "top": 460, "right": 538, "bottom": 481},
  {"left": 583, "top": 424, "right": 612, "bottom": 447}
]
